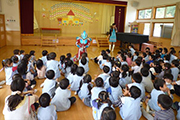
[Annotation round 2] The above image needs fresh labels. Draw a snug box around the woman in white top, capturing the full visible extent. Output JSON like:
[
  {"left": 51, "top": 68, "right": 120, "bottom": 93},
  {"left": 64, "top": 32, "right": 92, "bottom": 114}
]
[{"left": 3, "top": 77, "right": 38, "bottom": 120}]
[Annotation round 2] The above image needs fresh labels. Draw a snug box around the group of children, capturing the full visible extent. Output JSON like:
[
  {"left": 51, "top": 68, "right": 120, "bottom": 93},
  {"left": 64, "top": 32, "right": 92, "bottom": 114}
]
[{"left": 1, "top": 45, "right": 180, "bottom": 120}]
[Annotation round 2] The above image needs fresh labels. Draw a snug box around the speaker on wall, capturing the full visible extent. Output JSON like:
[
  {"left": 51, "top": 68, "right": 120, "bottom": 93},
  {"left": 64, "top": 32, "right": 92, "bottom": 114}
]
[{"left": 131, "top": 1, "right": 139, "bottom": 8}]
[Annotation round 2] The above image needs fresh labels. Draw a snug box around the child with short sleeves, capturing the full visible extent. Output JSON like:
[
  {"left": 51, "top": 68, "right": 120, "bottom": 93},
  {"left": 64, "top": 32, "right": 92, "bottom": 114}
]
[
  {"left": 11, "top": 56, "right": 19, "bottom": 74},
  {"left": 79, "top": 56, "right": 89, "bottom": 73},
  {"left": 38, "top": 93, "right": 57, "bottom": 120},
  {"left": 126, "top": 52, "right": 132, "bottom": 66},
  {"left": 36, "top": 59, "right": 46, "bottom": 79},
  {"left": 20, "top": 50, "right": 25, "bottom": 60},
  {"left": 127, "top": 73, "right": 145, "bottom": 100},
  {"left": 64, "top": 59, "right": 73, "bottom": 77},
  {"left": 66, "top": 53, "right": 74, "bottom": 62},
  {"left": 141, "top": 68, "right": 154, "bottom": 93},
  {"left": 112, "top": 61, "right": 121, "bottom": 72},
  {"left": 41, "top": 50, "right": 48, "bottom": 66},
  {"left": 101, "top": 107, "right": 116, "bottom": 120},
  {"left": 119, "top": 64, "right": 132, "bottom": 88},
  {"left": 129, "top": 45, "right": 135, "bottom": 56},
  {"left": 154, "top": 94, "right": 175, "bottom": 120},
  {"left": 116, "top": 86, "right": 142, "bottom": 120},
  {"left": 51, "top": 78, "right": 76, "bottom": 111},
  {"left": 46, "top": 52, "right": 60, "bottom": 80},
  {"left": 131, "top": 59, "right": 141, "bottom": 74},
  {"left": 58, "top": 55, "right": 66, "bottom": 75},
  {"left": 163, "top": 73, "right": 175, "bottom": 95},
  {"left": 66, "top": 64, "right": 78, "bottom": 83},
  {"left": 104, "top": 71, "right": 120, "bottom": 89},
  {"left": 146, "top": 79, "right": 170, "bottom": 112},
  {"left": 120, "top": 55, "right": 128, "bottom": 66},
  {"left": 91, "top": 77, "right": 105, "bottom": 105},
  {"left": 133, "top": 51, "right": 139, "bottom": 61},
  {"left": 98, "top": 66, "right": 110, "bottom": 82},
  {"left": 29, "top": 50, "right": 36, "bottom": 65},
  {"left": 2, "top": 59, "right": 14, "bottom": 85},
  {"left": 70, "top": 67, "right": 84, "bottom": 91},
  {"left": 92, "top": 91, "right": 113, "bottom": 120},
  {"left": 106, "top": 77, "right": 122, "bottom": 103},
  {"left": 78, "top": 74, "right": 92, "bottom": 100},
  {"left": 171, "top": 59, "right": 179, "bottom": 81},
  {"left": 41, "top": 70, "right": 57, "bottom": 98},
  {"left": 13, "top": 49, "right": 21, "bottom": 63}
]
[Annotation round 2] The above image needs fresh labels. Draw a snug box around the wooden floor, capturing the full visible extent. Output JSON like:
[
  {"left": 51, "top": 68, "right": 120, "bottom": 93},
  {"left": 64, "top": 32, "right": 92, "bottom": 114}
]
[{"left": 0, "top": 45, "right": 179, "bottom": 120}]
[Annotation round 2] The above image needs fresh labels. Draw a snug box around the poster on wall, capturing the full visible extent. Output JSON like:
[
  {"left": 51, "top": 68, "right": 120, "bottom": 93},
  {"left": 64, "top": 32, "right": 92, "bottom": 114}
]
[{"left": 0, "top": 0, "right": 2, "bottom": 12}]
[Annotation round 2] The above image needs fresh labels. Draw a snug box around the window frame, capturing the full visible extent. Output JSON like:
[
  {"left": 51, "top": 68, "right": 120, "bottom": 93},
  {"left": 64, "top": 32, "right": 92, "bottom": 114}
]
[
  {"left": 153, "top": 4, "right": 176, "bottom": 19},
  {"left": 151, "top": 22, "right": 174, "bottom": 39},
  {"left": 136, "top": 7, "right": 152, "bottom": 20}
]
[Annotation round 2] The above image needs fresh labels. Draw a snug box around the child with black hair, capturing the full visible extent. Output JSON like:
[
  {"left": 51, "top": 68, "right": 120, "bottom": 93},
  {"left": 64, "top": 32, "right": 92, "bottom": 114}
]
[
  {"left": 46, "top": 52, "right": 60, "bottom": 80},
  {"left": 36, "top": 59, "right": 46, "bottom": 79},
  {"left": 92, "top": 91, "right": 112, "bottom": 120},
  {"left": 120, "top": 55, "right": 128, "bottom": 66},
  {"left": 171, "top": 59, "right": 179, "bottom": 81},
  {"left": 98, "top": 66, "right": 110, "bottom": 82},
  {"left": 51, "top": 78, "right": 76, "bottom": 111},
  {"left": 119, "top": 64, "right": 132, "bottom": 88},
  {"left": 133, "top": 51, "right": 139, "bottom": 61},
  {"left": 169, "top": 49, "right": 178, "bottom": 63},
  {"left": 13, "top": 49, "right": 20, "bottom": 61},
  {"left": 116, "top": 86, "right": 142, "bottom": 120},
  {"left": 164, "top": 54, "right": 170, "bottom": 63},
  {"left": 131, "top": 59, "right": 141, "bottom": 73},
  {"left": 78, "top": 74, "right": 92, "bottom": 100},
  {"left": 158, "top": 48, "right": 163, "bottom": 55},
  {"left": 67, "top": 64, "right": 78, "bottom": 83},
  {"left": 64, "top": 59, "right": 73, "bottom": 77},
  {"left": 141, "top": 68, "right": 154, "bottom": 93},
  {"left": 3, "top": 78, "right": 38, "bottom": 119},
  {"left": 145, "top": 47, "right": 150, "bottom": 53},
  {"left": 112, "top": 60, "right": 121, "bottom": 72},
  {"left": 41, "top": 50, "right": 48, "bottom": 66},
  {"left": 106, "top": 76, "right": 122, "bottom": 103},
  {"left": 161, "top": 47, "right": 168, "bottom": 59},
  {"left": 11, "top": 56, "right": 19, "bottom": 74},
  {"left": 100, "top": 54, "right": 112, "bottom": 73},
  {"left": 20, "top": 50, "right": 25, "bottom": 60},
  {"left": 58, "top": 55, "right": 66, "bottom": 75},
  {"left": 70, "top": 67, "right": 84, "bottom": 91},
  {"left": 146, "top": 55, "right": 155, "bottom": 65},
  {"left": 128, "top": 45, "right": 135, "bottom": 56},
  {"left": 149, "top": 61, "right": 162, "bottom": 79},
  {"left": 41, "top": 70, "right": 57, "bottom": 98},
  {"left": 104, "top": 71, "right": 120, "bottom": 89},
  {"left": 91, "top": 77, "right": 105, "bottom": 105},
  {"left": 91, "top": 50, "right": 106, "bottom": 64},
  {"left": 37, "top": 93, "right": 57, "bottom": 120},
  {"left": 106, "top": 49, "right": 111, "bottom": 57},
  {"left": 146, "top": 79, "right": 170, "bottom": 112},
  {"left": 2, "top": 58, "right": 14, "bottom": 85},
  {"left": 29, "top": 50, "right": 36, "bottom": 65},
  {"left": 154, "top": 94, "right": 175, "bottom": 119},
  {"left": 126, "top": 52, "right": 132, "bottom": 66},
  {"left": 141, "top": 52, "right": 148, "bottom": 62},
  {"left": 127, "top": 73, "right": 145, "bottom": 100},
  {"left": 79, "top": 56, "right": 89, "bottom": 73},
  {"left": 101, "top": 107, "right": 116, "bottom": 120},
  {"left": 66, "top": 53, "right": 74, "bottom": 61}
]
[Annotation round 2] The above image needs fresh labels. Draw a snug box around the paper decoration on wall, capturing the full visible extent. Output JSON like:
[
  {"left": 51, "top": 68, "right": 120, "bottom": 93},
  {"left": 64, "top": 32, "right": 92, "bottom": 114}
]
[
  {"left": 57, "top": 10, "right": 83, "bottom": 26},
  {"left": 49, "top": 2, "right": 93, "bottom": 23},
  {"left": 42, "top": 13, "right": 46, "bottom": 18}
]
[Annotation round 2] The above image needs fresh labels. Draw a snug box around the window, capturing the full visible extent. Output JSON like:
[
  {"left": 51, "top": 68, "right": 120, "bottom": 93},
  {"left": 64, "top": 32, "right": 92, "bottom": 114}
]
[
  {"left": 143, "top": 23, "right": 150, "bottom": 35},
  {"left": 138, "top": 9, "right": 152, "bottom": 19},
  {"left": 155, "top": 5, "right": 176, "bottom": 18},
  {"left": 153, "top": 23, "right": 173, "bottom": 39}
]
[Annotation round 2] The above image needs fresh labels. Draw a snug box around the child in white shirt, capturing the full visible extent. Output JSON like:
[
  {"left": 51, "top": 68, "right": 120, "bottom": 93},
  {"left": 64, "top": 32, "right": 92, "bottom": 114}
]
[
  {"left": 67, "top": 64, "right": 78, "bottom": 83},
  {"left": 41, "top": 50, "right": 48, "bottom": 66},
  {"left": 58, "top": 55, "right": 66, "bottom": 75},
  {"left": 79, "top": 56, "right": 89, "bottom": 73},
  {"left": 20, "top": 50, "right": 25, "bottom": 60},
  {"left": 70, "top": 67, "right": 84, "bottom": 91},
  {"left": 98, "top": 66, "right": 110, "bottom": 82},
  {"left": 13, "top": 49, "right": 21, "bottom": 63},
  {"left": 129, "top": 45, "right": 136, "bottom": 56},
  {"left": 64, "top": 59, "right": 73, "bottom": 77},
  {"left": 51, "top": 78, "right": 76, "bottom": 111},
  {"left": 171, "top": 59, "right": 179, "bottom": 81},
  {"left": 131, "top": 59, "right": 141, "bottom": 74},
  {"left": 46, "top": 52, "right": 60, "bottom": 80},
  {"left": 42, "top": 70, "right": 57, "bottom": 98},
  {"left": 38, "top": 93, "right": 57, "bottom": 120}
]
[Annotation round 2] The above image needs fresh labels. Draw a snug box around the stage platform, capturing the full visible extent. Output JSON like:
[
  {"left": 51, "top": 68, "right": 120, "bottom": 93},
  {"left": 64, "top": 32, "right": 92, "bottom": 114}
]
[{"left": 21, "top": 33, "right": 108, "bottom": 46}]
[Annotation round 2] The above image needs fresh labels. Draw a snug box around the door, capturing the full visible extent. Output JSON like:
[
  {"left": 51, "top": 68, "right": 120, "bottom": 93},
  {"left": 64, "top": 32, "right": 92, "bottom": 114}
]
[
  {"left": 0, "top": 14, "right": 6, "bottom": 47},
  {"left": 115, "top": 6, "right": 126, "bottom": 32}
]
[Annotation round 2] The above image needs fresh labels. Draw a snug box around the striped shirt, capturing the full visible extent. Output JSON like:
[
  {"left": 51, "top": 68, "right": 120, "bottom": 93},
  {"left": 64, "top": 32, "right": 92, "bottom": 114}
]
[{"left": 154, "top": 108, "right": 175, "bottom": 120}]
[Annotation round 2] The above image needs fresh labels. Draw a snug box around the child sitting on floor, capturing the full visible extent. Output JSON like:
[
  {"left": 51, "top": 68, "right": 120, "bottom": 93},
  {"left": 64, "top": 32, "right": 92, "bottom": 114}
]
[
  {"left": 98, "top": 66, "right": 110, "bottom": 82},
  {"left": 41, "top": 50, "right": 48, "bottom": 66},
  {"left": 36, "top": 59, "right": 46, "bottom": 79},
  {"left": 171, "top": 59, "right": 179, "bottom": 81},
  {"left": 79, "top": 56, "right": 89, "bottom": 74},
  {"left": 37, "top": 93, "right": 57, "bottom": 120},
  {"left": 51, "top": 78, "right": 76, "bottom": 111}
]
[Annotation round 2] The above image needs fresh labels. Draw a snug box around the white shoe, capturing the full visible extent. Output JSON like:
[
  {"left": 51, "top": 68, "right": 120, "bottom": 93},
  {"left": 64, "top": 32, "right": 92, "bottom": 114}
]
[
  {"left": 0, "top": 80, "right": 6, "bottom": 85},
  {"left": 31, "top": 85, "right": 35, "bottom": 89},
  {"left": 0, "top": 86, "right": 2, "bottom": 89},
  {"left": 74, "top": 92, "right": 77, "bottom": 95}
]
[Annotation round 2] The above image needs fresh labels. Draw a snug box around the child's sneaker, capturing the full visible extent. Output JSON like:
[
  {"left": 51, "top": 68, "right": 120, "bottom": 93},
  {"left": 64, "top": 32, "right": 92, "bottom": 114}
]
[
  {"left": 0, "top": 86, "right": 2, "bottom": 89},
  {"left": 31, "top": 84, "right": 35, "bottom": 89},
  {"left": 0, "top": 80, "right": 6, "bottom": 85}
]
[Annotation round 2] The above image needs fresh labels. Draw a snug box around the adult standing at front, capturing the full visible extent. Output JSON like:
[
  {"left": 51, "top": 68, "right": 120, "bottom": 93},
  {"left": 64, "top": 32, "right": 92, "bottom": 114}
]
[{"left": 108, "top": 23, "right": 118, "bottom": 52}]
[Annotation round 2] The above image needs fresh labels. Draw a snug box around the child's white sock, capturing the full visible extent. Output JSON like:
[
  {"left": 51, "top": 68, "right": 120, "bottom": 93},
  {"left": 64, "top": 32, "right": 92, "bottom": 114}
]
[
  {"left": 0, "top": 80, "right": 5, "bottom": 85},
  {"left": 109, "top": 44, "right": 111, "bottom": 50},
  {"left": 31, "top": 85, "right": 35, "bottom": 89},
  {"left": 112, "top": 44, "right": 115, "bottom": 51}
]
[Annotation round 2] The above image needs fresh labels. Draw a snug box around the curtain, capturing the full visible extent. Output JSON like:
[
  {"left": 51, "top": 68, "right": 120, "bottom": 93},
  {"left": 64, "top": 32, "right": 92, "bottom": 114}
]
[
  {"left": 171, "top": 2, "right": 180, "bottom": 46},
  {"left": 100, "top": 5, "right": 115, "bottom": 34}
]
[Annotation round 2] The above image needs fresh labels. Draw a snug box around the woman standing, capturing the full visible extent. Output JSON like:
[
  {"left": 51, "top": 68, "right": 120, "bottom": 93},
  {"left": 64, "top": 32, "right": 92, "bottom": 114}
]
[{"left": 109, "top": 23, "right": 118, "bottom": 52}]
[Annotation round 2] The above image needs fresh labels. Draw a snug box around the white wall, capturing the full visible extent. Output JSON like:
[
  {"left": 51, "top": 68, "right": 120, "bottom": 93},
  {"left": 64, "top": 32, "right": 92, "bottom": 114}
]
[{"left": 0, "top": 0, "right": 20, "bottom": 31}]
